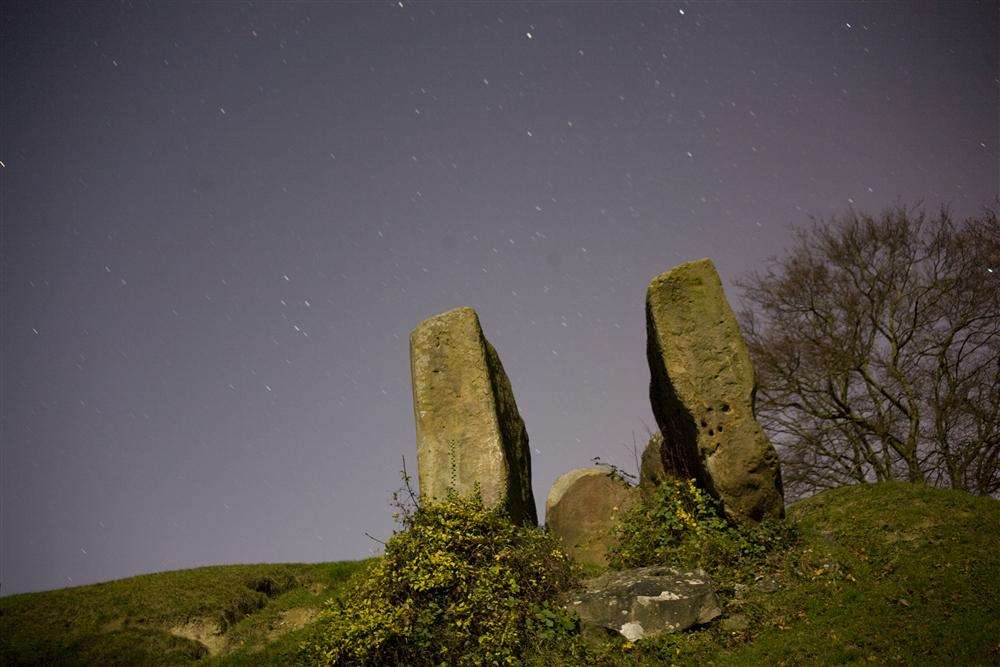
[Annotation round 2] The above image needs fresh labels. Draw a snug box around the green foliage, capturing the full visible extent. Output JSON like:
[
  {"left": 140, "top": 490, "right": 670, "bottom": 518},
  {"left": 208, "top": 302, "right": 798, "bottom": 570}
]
[
  {"left": 4, "top": 483, "right": 997, "bottom": 665},
  {"left": 208, "top": 562, "right": 373, "bottom": 666},
  {"left": 0, "top": 561, "right": 366, "bottom": 666},
  {"left": 300, "top": 491, "right": 578, "bottom": 666},
  {"left": 726, "top": 482, "right": 1000, "bottom": 665},
  {"left": 607, "top": 478, "right": 796, "bottom": 575},
  {"left": 523, "top": 602, "right": 580, "bottom": 644}
]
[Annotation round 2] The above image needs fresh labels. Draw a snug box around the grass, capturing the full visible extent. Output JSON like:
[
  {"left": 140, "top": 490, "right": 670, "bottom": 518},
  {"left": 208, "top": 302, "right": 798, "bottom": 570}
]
[
  {"left": 2, "top": 483, "right": 998, "bottom": 665},
  {"left": 208, "top": 561, "right": 376, "bottom": 666},
  {"left": 529, "top": 482, "right": 1000, "bottom": 665},
  {"left": 714, "top": 482, "right": 1000, "bottom": 665},
  {"left": 0, "top": 560, "right": 369, "bottom": 666}
]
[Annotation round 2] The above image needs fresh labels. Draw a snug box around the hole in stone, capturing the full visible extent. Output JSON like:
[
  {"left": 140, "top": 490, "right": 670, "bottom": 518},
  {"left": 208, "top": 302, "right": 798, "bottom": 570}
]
[
  {"left": 706, "top": 406, "right": 714, "bottom": 412},
  {"left": 708, "top": 429, "right": 714, "bottom": 436},
  {"left": 717, "top": 425, "right": 724, "bottom": 432},
  {"left": 721, "top": 403, "right": 731, "bottom": 412},
  {"left": 700, "top": 419, "right": 708, "bottom": 428}
]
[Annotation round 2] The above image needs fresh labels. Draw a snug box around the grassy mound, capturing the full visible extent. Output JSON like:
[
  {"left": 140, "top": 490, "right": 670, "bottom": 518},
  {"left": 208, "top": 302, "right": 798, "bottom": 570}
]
[
  {"left": 713, "top": 482, "right": 1000, "bottom": 665},
  {"left": 2, "top": 483, "right": 997, "bottom": 665},
  {"left": 0, "top": 561, "right": 367, "bottom": 665},
  {"left": 535, "top": 482, "right": 1000, "bottom": 665}
]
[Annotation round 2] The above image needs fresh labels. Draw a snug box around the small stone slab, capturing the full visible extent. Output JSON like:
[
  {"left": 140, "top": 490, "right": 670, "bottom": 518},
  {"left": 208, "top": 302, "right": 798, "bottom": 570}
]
[
  {"left": 568, "top": 566, "right": 721, "bottom": 640},
  {"left": 645, "top": 258, "right": 785, "bottom": 521},
  {"left": 409, "top": 307, "right": 537, "bottom": 524},
  {"left": 545, "top": 466, "right": 637, "bottom": 567}
]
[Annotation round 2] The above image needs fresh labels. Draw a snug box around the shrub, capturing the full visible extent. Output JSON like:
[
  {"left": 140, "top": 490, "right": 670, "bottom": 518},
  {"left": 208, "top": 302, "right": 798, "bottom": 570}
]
[
  {"left": 300, "top": 489, "right": 578, "bottom": 666},
  {"left": 607, "top": 478, "right": 795, "bottom": 574}
]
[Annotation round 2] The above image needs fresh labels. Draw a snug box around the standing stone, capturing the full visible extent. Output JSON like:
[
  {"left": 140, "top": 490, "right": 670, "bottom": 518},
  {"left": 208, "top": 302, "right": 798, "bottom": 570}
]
[
  {"left": 545, "top": 467, "right": 637, "bottom": 567},
  {"left": 410, "top": 307, "right": 537, "bottom": 525},
  {"left": 646, "top": 258, "right": 784, "bottom": 521}
]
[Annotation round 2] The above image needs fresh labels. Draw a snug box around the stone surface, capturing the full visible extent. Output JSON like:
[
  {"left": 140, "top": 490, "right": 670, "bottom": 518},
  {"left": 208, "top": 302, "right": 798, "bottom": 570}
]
[
  {"left": 720, "top": 613, "right": 749, "bottom": 633},
  {"left": 567, "top": 566, "right": 721, "bottom": 640},
  {"left": 755, "top": 576, "right": 780, "bottom": 593},
  {"left": 409, "top": 307, "right": 537, "bottom": 525},
  {"left": 645, "top": 258, "right": 784, "bottom": 521},
  {"left": 639, "top": 432, "right": 668, "bottom": 499},
  {"left": 545, "top": 466, "right": 637, "bottom": 566}
]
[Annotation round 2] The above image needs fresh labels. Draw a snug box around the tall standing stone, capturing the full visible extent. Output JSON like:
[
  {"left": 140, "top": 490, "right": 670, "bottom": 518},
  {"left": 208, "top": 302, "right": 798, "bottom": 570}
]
[
  {"left": 646, "top": 259, "right": 784, "bottom": 521},
  {"left": 409, "top": 307, "right": 537, "bottom": 525}
]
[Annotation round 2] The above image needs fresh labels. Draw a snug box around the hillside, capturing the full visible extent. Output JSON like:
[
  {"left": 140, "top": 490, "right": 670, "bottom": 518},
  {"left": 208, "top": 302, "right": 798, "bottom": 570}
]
[
  {"left": 684, "top": 482, "right": 1000, "bottom": 665},
  {"left": 2, "top": 483, "right": 998, "bottom": 665},
  {"left": 0, "top": 561, "right": 369, "bottom": 665}
]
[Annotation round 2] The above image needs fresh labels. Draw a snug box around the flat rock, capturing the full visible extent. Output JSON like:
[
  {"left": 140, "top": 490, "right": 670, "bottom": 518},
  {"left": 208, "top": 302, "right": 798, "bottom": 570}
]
[
  {"left": 567, "top": 566, "right": 721, "bottom": 640},
  {"left": 645, "top": 258, "right": 784, "bottom": 521},
  {"left": 545, "top": 467, "right": 637, "bottom": 567},
  {"left": 720, "top": 613, "right": 749, "bottom": 633},
  {"left": 409, "top": 307, "right": 537, "bottom": 524}
]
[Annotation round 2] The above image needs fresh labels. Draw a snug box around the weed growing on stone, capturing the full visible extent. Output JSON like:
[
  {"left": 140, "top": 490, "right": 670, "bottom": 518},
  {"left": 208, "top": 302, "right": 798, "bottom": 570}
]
[
  {"left": 608, "top": 478, "right": 796, "bottom": 578},
  {"left": 590, "top": 455, "right": 637, "bottom": 485}
]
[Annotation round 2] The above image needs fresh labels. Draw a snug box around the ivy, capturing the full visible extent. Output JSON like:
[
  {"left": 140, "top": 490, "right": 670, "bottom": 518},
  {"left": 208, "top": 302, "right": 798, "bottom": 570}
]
[
  {"left": 608, "top": 478, "right": 796, "bottom": 575},
  {"left": 300, "top": 488, "right": 578, "bottom": 666}
]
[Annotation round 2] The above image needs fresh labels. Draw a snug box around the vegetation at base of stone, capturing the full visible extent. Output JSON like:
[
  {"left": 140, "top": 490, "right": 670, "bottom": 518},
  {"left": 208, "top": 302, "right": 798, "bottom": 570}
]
[
  {"left": 0, "top": 561, "right": 367, "bottom": 666},
  {"left": 300, "top": 490, "right": 578, "bottom": 666},
  {"left": 607, "top": 478, "right": 796, "bottom": 575}
]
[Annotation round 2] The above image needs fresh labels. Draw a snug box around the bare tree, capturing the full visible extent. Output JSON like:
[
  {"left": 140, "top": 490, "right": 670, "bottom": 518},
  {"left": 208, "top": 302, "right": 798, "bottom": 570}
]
[{"left": 737, "top": 206, "right": 999, "bottom": 500}]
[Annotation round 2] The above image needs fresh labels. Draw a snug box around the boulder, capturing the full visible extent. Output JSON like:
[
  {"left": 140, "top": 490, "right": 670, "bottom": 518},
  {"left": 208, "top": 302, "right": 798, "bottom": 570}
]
[
  {"left": 409, "top": 307, "right": 537, "bottom": 525},
  {"left": 567, "top": 566, "right": 721, "bottom": 641},
  {"left": 645, "top": 258, "right": 784, "bottom": 521},
  {"left": 545, "top": 466, "right": 637, "bottom": 567}
]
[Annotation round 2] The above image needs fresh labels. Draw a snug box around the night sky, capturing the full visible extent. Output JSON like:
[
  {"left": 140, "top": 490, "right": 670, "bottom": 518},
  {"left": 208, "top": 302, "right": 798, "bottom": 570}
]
[{"left": 2, "top": 1, "right": 997, "bottom": 595}]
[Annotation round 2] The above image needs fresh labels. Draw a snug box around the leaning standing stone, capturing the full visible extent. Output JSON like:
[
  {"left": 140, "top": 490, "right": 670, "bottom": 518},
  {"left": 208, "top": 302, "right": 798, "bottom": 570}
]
[
  {"left": 645, "top": 258, "right": 784, "bottom": 521},
  {"left": 409, "top": 307, "right": 537, "bottom": 525},
  {"left": 545, "top": 466, "right": 637, "bottom": 567}
]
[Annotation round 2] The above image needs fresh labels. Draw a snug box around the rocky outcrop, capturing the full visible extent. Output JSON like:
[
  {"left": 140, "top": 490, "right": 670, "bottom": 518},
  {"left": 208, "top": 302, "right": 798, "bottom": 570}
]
[
  {"left": 646, "top": 259, "right": 784, "bottom": 521},
  {"left": 638, "top": 432, "right": 667, "bottom": 499},
  {"left": 545, "top": 467, "right": 637, "bottom": 567},
  {"left": 409, "top": 307, "right": 537, "bottom": 525},
  {"left": 567, "top": 566, "right": 721, "bottom": 640},
  {"left": 169, "top": 618, "right": 225, "bottom": 656}
]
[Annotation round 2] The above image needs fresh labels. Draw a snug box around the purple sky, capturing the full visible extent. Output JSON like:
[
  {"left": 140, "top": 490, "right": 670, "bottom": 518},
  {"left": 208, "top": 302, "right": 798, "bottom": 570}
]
[{"left": 2, "top": 1, "right": 997, "bottom": 595}]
